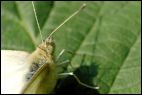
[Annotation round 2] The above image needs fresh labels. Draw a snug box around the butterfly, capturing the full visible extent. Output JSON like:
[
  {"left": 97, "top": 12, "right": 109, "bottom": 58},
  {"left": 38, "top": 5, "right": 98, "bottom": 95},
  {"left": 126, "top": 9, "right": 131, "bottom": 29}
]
[{"left": 1, "top": 1, "right": 99, "bottom": 94}]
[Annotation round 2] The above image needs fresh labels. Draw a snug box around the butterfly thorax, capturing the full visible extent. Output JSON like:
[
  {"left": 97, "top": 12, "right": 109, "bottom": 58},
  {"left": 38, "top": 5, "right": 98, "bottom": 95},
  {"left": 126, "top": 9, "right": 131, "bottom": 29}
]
[{"left": 26, "top": 37, "right": 56, "bottom": 80}]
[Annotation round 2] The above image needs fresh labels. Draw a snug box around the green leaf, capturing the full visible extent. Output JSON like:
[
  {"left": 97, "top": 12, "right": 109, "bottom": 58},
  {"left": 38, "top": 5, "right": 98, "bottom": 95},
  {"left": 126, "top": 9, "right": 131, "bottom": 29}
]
[
  {"left": 1, "top": 1, "right": 53, "bottom": 52},
  {"left": 1, "top": 1, "right": 141, "bottom": 94}
]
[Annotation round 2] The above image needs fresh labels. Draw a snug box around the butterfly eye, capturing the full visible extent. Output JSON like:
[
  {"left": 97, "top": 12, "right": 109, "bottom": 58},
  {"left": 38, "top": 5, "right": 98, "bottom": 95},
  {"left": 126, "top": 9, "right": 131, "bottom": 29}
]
[{"left": 46, "top": 37, "right": 53, "bottom": 44}]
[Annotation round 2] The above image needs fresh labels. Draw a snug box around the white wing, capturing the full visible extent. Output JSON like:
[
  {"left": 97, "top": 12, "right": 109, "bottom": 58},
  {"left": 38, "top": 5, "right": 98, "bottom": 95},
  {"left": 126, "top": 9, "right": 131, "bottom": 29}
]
[{"left": 1, "top": 50, "right": 31, "bottom": 94}]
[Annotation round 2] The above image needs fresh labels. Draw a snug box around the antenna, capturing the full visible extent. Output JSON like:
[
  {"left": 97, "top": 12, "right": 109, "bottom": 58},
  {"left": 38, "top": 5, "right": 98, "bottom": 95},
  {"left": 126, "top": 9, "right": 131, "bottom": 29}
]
[
  {"left": 32, "top": 1, "right": 43, "bottom": 43},
  {"left": 47, "top": 3, "right": 86, "bottom": 39}
]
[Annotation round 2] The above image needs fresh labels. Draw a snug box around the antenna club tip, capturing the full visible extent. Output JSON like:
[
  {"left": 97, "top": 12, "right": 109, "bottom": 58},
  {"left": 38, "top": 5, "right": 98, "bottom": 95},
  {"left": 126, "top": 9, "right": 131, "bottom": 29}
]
[
  {"left": 81, "top": 3, "right": 87, "bottom": 9},
  {"left": 83, "top": 3, "right": 87, "bottom": 7},
  {"left": 94, "top": 86, "right": 100, "bottom": 89}
]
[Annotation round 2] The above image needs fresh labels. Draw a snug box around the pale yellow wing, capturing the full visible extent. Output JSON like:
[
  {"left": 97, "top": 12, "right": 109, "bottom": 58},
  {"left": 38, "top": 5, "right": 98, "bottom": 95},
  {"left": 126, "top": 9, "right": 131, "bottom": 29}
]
[{"left": 22, "top": 62, "right": 58, "bottom": 94}]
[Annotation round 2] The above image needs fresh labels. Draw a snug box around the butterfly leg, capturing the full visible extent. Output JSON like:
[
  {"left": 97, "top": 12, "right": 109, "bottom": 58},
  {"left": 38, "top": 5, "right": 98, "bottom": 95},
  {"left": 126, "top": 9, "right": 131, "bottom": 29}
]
[
  {"left": 56, "top": 49, "right": 76, "bottom": 62},
  {"left": 56, "top": 49, "right": 76, "bottom": 67},
  {"left": 56, "top": 49, "right": 65, "bottom": 61},
  {"left": 58, "top": 72, "right": 99, "bottom": 89},
  {"left": 57, "top": 50, "right": 99, "bottom": 89},
  {"left": 57, "top": 60, "right": 70, "bottom": 66}
]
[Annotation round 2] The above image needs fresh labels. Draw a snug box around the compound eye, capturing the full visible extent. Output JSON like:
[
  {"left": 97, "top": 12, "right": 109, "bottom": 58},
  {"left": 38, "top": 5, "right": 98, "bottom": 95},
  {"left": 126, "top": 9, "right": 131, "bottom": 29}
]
[
  {"left": 45, "top": 37, "right": 54, "bottom": 45},
  {"left": 46, "top": 45, "right": 53, "bottom": 53},
  {"left": 47, "top": 37, "right": 53, "bottom": 43}
]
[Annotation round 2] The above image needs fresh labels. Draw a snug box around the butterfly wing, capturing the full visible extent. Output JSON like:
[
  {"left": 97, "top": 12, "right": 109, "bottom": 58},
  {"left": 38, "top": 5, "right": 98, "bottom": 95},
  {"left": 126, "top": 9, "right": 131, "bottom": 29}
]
[
  {"left": 22, "top": 60, "right": 58, "bottom": 94},
  {"left": 1, "top": 50, "right": 31, "bottom": 94}
]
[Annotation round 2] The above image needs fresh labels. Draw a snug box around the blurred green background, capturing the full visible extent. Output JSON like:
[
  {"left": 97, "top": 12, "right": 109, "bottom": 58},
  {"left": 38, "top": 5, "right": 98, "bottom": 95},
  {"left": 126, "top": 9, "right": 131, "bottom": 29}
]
[{"left": 1, "top": 1, "right": 141, "bottom": 94}]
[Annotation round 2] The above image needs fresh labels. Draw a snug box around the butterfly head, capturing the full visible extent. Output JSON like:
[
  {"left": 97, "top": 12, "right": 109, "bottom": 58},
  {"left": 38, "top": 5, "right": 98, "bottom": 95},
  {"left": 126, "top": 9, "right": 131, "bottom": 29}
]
[{"left": 38, "top": 37, "right": 55, "bottom": 55}]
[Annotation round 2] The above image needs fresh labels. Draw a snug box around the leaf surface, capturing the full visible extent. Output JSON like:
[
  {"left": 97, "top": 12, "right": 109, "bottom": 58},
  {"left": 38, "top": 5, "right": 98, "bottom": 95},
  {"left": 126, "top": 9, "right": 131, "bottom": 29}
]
[{"left": 1, "top": 1, "right": 141, "bottom": 94}]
